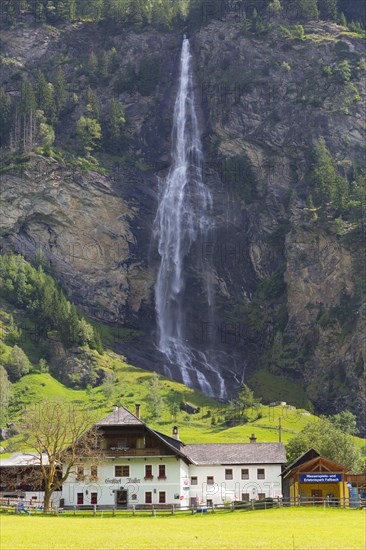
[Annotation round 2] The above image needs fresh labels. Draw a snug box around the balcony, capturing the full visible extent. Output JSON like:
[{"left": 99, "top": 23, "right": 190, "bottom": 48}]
[{"left": 104, "top": 448, "right": 163, "bottom": 457}]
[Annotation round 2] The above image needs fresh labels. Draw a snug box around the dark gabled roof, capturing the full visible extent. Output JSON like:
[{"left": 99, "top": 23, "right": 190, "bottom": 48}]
[
  {"left": 153, "top": 431, "right": 184, "bottom": 451},
  {"left": 95, "top": 407, "right": 190, "bottom": 462},
  {"left": 282, "top": 448, "right": 320, "bottom": 477},
  {"left": 183, "top": 443, "right": 286, "bottom": 465},
  {"left": 96, "top": 407, "right": 143, "bottom": 426}
]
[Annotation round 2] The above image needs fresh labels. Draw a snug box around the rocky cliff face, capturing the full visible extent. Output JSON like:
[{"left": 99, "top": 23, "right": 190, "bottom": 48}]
[{"left": 1, "top": 19, "right": 365, "bottom": 426}]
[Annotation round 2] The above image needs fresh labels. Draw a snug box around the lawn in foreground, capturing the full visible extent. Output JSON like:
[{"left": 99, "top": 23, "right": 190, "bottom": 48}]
[{"left": 0, "top": 508, "right": 365, "bottom": 550}]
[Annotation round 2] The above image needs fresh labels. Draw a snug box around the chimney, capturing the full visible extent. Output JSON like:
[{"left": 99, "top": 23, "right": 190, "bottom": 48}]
[
  {"left": 135, "top": 404, "right": 141, "bottom": 419},
  {"left": 249, "top": 433, "right": 257, "bottom": 444},
  {"left": 172, "top": 426, "right": 179, "bottom": 440}
]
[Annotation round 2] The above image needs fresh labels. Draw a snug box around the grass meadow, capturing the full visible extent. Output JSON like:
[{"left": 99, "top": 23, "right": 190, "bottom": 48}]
[{"left": 0, "top": 508, "right": 365, "bottom": 550}]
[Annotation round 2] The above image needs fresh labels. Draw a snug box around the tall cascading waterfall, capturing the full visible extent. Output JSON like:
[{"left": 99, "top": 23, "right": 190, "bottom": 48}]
[{"left": 154, "top": 37, "right": 225, "bottom": 399}]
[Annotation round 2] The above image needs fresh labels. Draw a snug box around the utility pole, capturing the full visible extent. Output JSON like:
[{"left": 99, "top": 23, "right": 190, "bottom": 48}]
[{"left": 279, "top": 416, "right": 282, "bottom": 443}]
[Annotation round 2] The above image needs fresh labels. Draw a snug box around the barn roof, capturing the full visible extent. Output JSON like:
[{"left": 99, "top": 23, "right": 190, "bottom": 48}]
[
  {"left": 96, "top": 406, "right": 143, "bottom": 426},
  {"left": 0, "top": 453, "right": 50, "bottom": 467},
  {"left": 183, "top": 443, "right": 286, "bottom": 465}
]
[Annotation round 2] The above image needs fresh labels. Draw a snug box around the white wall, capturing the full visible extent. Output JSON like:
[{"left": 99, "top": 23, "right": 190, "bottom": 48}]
[
  {"left": 188, "top": 464, "right": 283, "bottom": 505},
  {"left": 62, "top": 460, "right": 283, "bottom": 507},
  {"left": 62, "top": 457, "right": 186, "bottom": 507}
]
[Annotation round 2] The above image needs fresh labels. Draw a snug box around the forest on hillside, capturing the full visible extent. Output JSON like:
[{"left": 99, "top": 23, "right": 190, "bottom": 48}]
[{"left": 0, "top": 1, "right": 364, "bottom": 29}]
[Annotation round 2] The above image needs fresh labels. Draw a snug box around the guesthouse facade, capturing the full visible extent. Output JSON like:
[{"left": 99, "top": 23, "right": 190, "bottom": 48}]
[{"left": 61, "top": 406, "right": 286, "bottom": 509}]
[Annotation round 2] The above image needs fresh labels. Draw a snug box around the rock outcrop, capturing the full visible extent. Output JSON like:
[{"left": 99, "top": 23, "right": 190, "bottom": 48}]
[{"left": 0, "top": 19, "right": 365, "bottom": 426}]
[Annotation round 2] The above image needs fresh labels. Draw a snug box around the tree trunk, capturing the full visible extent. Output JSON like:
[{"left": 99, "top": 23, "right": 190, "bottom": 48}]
[{"left": 43, "top": 488, "right": 52, "bottom": 512}]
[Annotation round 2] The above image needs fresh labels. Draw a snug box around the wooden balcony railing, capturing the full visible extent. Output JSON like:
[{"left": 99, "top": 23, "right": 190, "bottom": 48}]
[{"left": 103, "top": 448, "right": 165, "bottom": 457}]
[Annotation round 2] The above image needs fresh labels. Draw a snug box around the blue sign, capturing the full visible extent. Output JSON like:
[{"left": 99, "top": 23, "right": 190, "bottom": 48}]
[{"left": 300, "top": 473, "right": 342, "bottom": 483}]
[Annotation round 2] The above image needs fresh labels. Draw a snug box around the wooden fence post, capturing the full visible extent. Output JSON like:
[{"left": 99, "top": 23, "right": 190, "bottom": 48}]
[
  {"left": 152, "top": 506, "right": 156, "bottom": 516},
  {"left": 112, "top": 507, "right": 115, "bottom": 517},
  {"left": 73, "top": 506, "right": 76, "bottom": 516},
  {"left": 93, "top": 505, "right": 96, "bottom": 516},
  {"left": 132, "top": 505, "right": 135, "bottom": 516},
  {"left": 171, "top": 505, "right": 174, "bottom": 515}
]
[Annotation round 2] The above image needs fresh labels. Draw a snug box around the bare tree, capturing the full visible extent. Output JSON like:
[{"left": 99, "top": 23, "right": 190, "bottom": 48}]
[{"left": 15, "top": 401, "right": 103, "bottom": 511}]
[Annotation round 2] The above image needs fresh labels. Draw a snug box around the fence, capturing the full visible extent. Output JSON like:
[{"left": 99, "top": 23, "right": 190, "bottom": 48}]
[{"left": 1, "top": 498, "right": 364, "bottom": 516}]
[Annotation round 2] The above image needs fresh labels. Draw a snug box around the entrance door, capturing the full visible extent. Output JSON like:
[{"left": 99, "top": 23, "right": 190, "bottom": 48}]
[{"left": 116, "top": 490, "right": 128, "bottom": 508}]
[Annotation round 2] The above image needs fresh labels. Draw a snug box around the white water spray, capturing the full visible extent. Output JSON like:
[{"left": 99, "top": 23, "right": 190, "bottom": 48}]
[{"left": 154, "top": 37, "right": 225, "bottom": 398}]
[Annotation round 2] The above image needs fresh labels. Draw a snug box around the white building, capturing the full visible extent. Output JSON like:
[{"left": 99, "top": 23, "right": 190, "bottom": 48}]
[
  {"left": 0, "top": 452, "right": 62, "bottom": 507},
  {"left": 61, "top": 406, "right": 286, "bottom": 509}
]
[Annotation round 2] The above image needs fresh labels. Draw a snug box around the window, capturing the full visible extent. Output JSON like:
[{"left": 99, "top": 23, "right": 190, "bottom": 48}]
[
  {"left": 90, "top": 466, "right": 98, "bottom": 479},
  {"left": 207, "top": 476, "right": 214, "bottom": 485},
  {"left": 191, "top": 476, "right": 198, "bottom": 485},
  {"left": 241, "top": 493, "right": 250, "bottom": 502},
  {"left": 225, "top": 469, "right": 233, "bottom": 480},
  {"left": 77, "top": 493, "right": 84, "bottom": 505},
  {"left": 91, "top": 492, "right": 98, "bottom": 505},
  {"left": 158, "top": 465, "right": 166, "bottom": 478},
  {"left": 76, "top": 466, "right": 84, "bottom": 481},
  {"left": 159, "top": 491, "right": 166, "bottom": 504},
  {"left": 115, "top": 465, "right": 130, "bottom": 477},
  {"left": 145, "top": 465, "right": 153, "bottom": 478},
  {"left": 257, "top": 468, "right": 265, "bottom": 480},
  {"left": 241, "top": 469, "right": 249, "bottom": 480},
  {"left": 258, "top": 493, "right": 266, "bottom": 500},
  {"left": 145, "top": 492, "right": 152, "bottom": 504},
  {"left": 207, "top": 499, "right": 213, "bottom": 507}
]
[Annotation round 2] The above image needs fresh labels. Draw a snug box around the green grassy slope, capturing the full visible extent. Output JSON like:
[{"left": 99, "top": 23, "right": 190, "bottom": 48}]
[{"left": 1, "top": 299, "right": 365, "bottom": 455}]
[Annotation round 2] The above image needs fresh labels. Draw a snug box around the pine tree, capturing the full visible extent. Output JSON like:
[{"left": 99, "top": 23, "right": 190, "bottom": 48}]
[
  {"left": 105, "top": 98, "right": 125, "bottom": 153},
  {"left": 338, "top": 12, "right": 347, "bottom": 27},
  {"left": 98, "top": 51, "right": 110, "bottom": 80},
  {"left": 313, "top": 138, "right": 349, "bottom": 212},
  {"left": 13, "top": 79, "right": 37, "bottom": 151},
  {"left": 53, "top": 67, "right": 67, "bottom": 116},
  {"left": 84, "top": 86, "right": 100, "bottom": 119},
  {"left": 0, "top": 88, "right": 13, "bottom": 148},
  {"left": 76, "top": 115, "right": 102, "bottom": 155},
  {"left": 86, "top": 51, "right": 98, "bottom": 80},
  {"left": 289, "top": 0, "right": 318, "bottom": 20},
  {"left": 318, "top": 0, "right": 337, "bottom": 21},
  {"left": 35, "top": 70, "right": 55, "bottom": 122},
  {"left": 0, "top": 366, "right": 12, "bottom": 426},
  {"left": 109, "top": 47, "right": 119, "bottom": 72}
]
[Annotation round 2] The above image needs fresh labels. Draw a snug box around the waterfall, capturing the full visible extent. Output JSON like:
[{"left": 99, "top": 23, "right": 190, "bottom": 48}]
[{"left": 154, "top": 37, "right": 225, "bottom": 398}]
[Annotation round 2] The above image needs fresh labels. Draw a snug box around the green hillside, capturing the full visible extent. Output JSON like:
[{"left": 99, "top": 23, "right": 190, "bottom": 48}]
[{"left": 0, "top": 256, "right": 364, "bottom": 459}]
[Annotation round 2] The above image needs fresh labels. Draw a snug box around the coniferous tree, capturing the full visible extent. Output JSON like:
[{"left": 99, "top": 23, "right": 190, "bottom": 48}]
[
  {"left": 84, "top": 87, "right": 100, "bottom": 120},
  {"left": 76, "top": 115, "right": 102, "bottom": 155},
  {"left": 105, "top": 98, "right": 125, "bottom": 153},
  {"left": 0, "top": 88, "right": 13, "bottom": 148},
  {"left": 53, "top": 67, "right": 67, "bottom": 116},
  {"left": 35, "top": 70, "right": 55, "bottom": 122},
  {"left": 338, "top": 12, "right": 347, "bottom": 26},
  {"left": 98, "top": 51, "right": 110, "bottom": 80},
  {"left": 318, "top": 0, "right": 337, "bottom": 21},
  {"left": 86, "top": 52, "right": 98, "bottom": 80},
  {"left": 0, "top": 366, "right": 12, "bottom": 426},
  {"left": 12, "top": 79, "right": 37, "bottom": 151},
  {"left": 109, "top": 47, "right": 120, "bottom": 72},
  {"left": 312, "top": 138, "right": 349, "bottom": 212}
]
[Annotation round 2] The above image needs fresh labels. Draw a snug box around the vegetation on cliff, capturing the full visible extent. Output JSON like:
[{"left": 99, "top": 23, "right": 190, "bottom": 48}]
[{"left": 0, "top": 1, "right": 364, "bottom": 430}]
